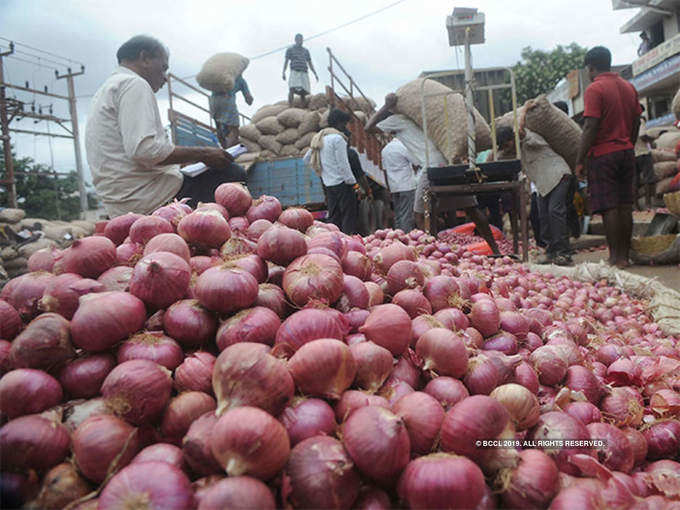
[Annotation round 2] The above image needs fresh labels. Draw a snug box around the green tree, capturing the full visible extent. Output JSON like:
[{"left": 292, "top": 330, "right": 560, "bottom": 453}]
[{"left": 512, "top": 43, "right": 588, "bottom": 104}]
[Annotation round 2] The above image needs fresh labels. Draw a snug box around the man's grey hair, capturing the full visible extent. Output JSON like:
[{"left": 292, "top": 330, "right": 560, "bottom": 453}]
[{"left": 116, "top": 35, "right": 168, "bottom": 64}]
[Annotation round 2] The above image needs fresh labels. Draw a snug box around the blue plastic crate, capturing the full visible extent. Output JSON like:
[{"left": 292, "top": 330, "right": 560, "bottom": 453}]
[{"left": 247, "top": 158, "right": 325, "bottom": 208}]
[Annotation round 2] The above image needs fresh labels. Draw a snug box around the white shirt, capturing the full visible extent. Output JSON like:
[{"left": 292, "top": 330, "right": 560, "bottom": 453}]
[
  {"left": 85, "top": 66, "right": 183, "bottom": 218},
  {"left": 376, "top": 114, "right": 447, "bottom": 168},
  {"left": 303, "top": 133, "right": 356, "bottom": 187},
  {"left": 381, "top": 139, "right": 419, "bottom": 192}
]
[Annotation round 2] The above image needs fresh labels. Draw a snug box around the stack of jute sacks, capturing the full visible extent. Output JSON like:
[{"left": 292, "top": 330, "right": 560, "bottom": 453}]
[{"left": 641, "top": 129, "right": 680, "bottom": 198}]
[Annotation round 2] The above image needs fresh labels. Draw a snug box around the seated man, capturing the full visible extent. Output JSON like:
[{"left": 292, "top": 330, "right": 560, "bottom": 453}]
[{"left": 86, "top": 35, "right": 246, "bottom": 217}]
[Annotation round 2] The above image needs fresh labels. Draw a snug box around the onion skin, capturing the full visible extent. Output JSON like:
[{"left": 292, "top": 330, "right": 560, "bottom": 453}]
[
  {"left": 117, "top": 240, "right": 144, "bottom": 266},
  {"left": 9, "top": 312, "right": 74, "bottom": 369},
  {"left": 285, "top": 436, "right": 361, "bottom": 509},
  {"left": 215, "top": 182, "right": 252, "bottom": 216},
  {"left": 288, "top": 339, "right": 357, "bottom": 399},
  {"left": 564, "top": 365, "right": 605, "bottom": 405},
  {"left": 359, "top": 304, "right": 412, "bottom": 356},
  {"left": 275, "top": 308, "right": 349, "bottom": 351},
  {"left": 257, "top": 224, "right": 308, "bottom": 265},
  {"left": 246, "top": 195, "right": 282, "bottom": 223},
  {"left": 197, "top": 476, "right": 275, "bottom": 510},
  {"left": 563, "top": 401, "right": 602, "bottom": 425},
  {"left": 132, "top": 443, "right": 185, "bottom": 470},
  {"left": 0, "top": 271, "right": 54, "bottom": 320},
  {"left": 0, "top": 414, "right": 71, "bottom": 472},
  {"left": 415, "top": 328, "right": 468, "bottom": 378},
  {"left": 424, "top": 377, "right": 469, "bottom": 410},
  {"left": 143, "top": 233, "right": 191, "bottom": 262},
  {"left": 600, "top": 386, "right": 644, "bottom": 427},
  {"left": 643, "top": 419, "right": 680, "bottom": 460},
  {"left": 280, "top": 397, "right": 337, "bottom": 446},
  {"left": 163, "top": 299, "right": 217, "bottom": 348},
  {"left": 195, "top": 266, "right": 258, "bottom": 314},
  {"left": 365, "top": 281, "right": 384, "bottom": 306},
  {"left": 500, "top": 449, "right": 559, "bottom": 509},
  {"left": 38, "top": 274, "right": 105, "bottom": 320},
  {"left": 54, "top": 236, "right": 116, "bottom": 278},
  {"left": 174, "top": 351, "right": 216, "bottom": 394},
  {"left": 393, "top": 392, "right": 445, "bottom": 454},
  {"left": 397, "top": 453, "right": 486, "bottom": 510},
  {"left": 160, "top": 391, "right": 216, "bottom": 444},
  {"left": 350, "top": 341, "right": 394, "bottom": 393},
  {"left": 586, "top": 422, "right": 634, "bottom": 473},
  {"left": 212, "top": 342, "right": 294, "bottom": 416},
  {"left": 334, "top": 390, "right": 390, "bottom": 422},
  {"left": 29, "top": 462, "right": 91, "bottom": 510},
  {"left": 70, "top": 291, "right": 146, "bottom": 352},
  {"left": 0, "top": 299, "right": 22, "bottom": 340},
  {"left": 117, "top": 331, "right": 184, "bottom": 370},
  {"left": 98, "top": 461, "right": 194, "bottom": 510},
  {"left": 342, "top": 406, "right": 411, "bottom": 486},
  {"left": 210, "top": 406, "right": 290, "bottom": 480},
  {"left": 216, "top": 307, "right": 281, "bottom": 350},
  {"left": 283, "top": 254, "right": 344, "bottom": 307},
  {"left": 178, "top": 209, "right": 231, "bottom": 249},
  {"left": 130, "top": 252, "right": 191, "bottom": 309},
  {"left": 490, "top": 383, "right": 540, "bottom": 430},
  {"left": 59, "top": 353, "right": 116, "bottom": 399},
  {"left": 101, "top": 359, "right": 173, "bottom": 425},
  {"left": 72, "top": 414, "right": 141, "bottom": 483},
  {"left": 182, "top": 412, "right": 223, "bottom": 476}
]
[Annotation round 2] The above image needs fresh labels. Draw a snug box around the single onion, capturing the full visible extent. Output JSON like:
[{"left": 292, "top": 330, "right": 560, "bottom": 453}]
[
  {"left": 0, "top": 414, "right": 70, "bottom": 472},
  {"left": 256, "top": 224, "right": 307, "bottom": 265},
  {"left": 490, "top": 383, "right": 540, "bottom": 430},
  {"left": 337, "top": 275, "right": 370, "bottom": 312},
  {"left": 359, "top": 304, "right": 411, "bottom": 356},
  {"left": 378, "top": 378, "right": 415, "bottom": 407},
  {"left": 350, "top": 341, "right": 393, "bottom": 393},
  {"left": 586, "top": 422, "right": 634, "bottom": 472},
  {"left": 116, "top": 240, "right": 144, "bottom": 266},
  {"left": 104, "top": 212, "right": 143, "bottom": 245},
  {"left": 600, "top": 386, "right": 644, "bottom": 427},
  {"left": 393, "top": 391, "right": 445, "bottom": 454},
  {"left": 283, "top": 254, "right": 344, "bottom": 307},
  {"left": 220, "top": 235, "right": 257, "bottom": 259},
  {"left": 285, "top": 436, "right": 360, "bottom": 509},
  {"left": 469, "top": 299, "right": 500, "bottom": 338},
  {"left": 354, "top": 487, "right": 391, "bottom": 510},
  {"left": 38, "top": 274, "right": 104, "bottom": 319},
  {"left": 160, "top": 391, "right": 217, "bottom": 444},
  {"left": 483, "top": 331, "right": 519, "bottom": 355},
  {"left": 530, "top": 345, "right": 568, "bottom": 386},
  {"left": 528, "top": 411, "right": 592, "bottom": 475},
  {"left": 397, "top": 453, "right": 486, "bottom": 510},
  {"left": 411, "top": 315, "right": 445, "bottom": 344},
  {"left": 415, "top": 328, "right": 468, "bottom": 378},
  {"left": 307, "top": 231, "right": 348, "bottom": 260},
  {"left": 275, "top": 307, "right": 349, "bottom": 351},
  {"left": 59, "top": 353, "right": 116, "bottom": 399},
  {"left": 563, "top": 401, "right": 602, "bottom": 425},
  {"left": 513, "top": 361, "right": 540, "bottom": 394},
  {"left": 0, "top": 299, "right": 22, "bottom": 340},
  {"left": 342, "top": 405, "right": 411, "bottom": 486},
  {"left": 117, "top": 331, "right": 184, "bottom": 370},
  {"left": 279, "top": 397, "right": 337, "bottom": 446},
  {"left": 178, "top": 209, "right": 231, "bottom": 248},
  {"left": 423, "top": 275, "right": 464, "bottom": 312},
  {"left": 132, "top": 443, "right": 185, "bottom": 470},
  {"left": 499, "top": 449, "right": 559, "bottom": 509},
  {"left": 464, "top": 354, "right": 501, "bottom": 395},
  {"left": 27, "top": 247, "right": 59, "bottom": 272},
  {"left": 643, "top": 419, "right": 680, "bottom": 460},
  {"left": 97, "top": 266, "right": 133, "bottom": 292},
  {"left": 386, "top": 260, "right": 425, "bottom": 295},
  {"left": 163, "top": 299, "right": 217, "bottom": 347},
  {"left": 129, "top": 252, "right": 191, "bottom": 309},
  {"left": 255, "top": 283, "right": 288, "bottom": 318},
  {"left": 197, "top": 201, "right": 230, "bottom": 220},
  {"left": 246, "top": 195, "right": 282, "bottom": 223},
  {"left": 216, "top": 306, "right": 281, "bottom": 350},
  {"left": 9, "top": 312, "right": 74, "bottom": 369},
  {"left": 278, "top": 207, "right": 314, "bottom": 232},
  {"left": 0, "top": 368, "right": 63, "bottom": 418},
  {"left": 433, "top": 308, "right": 469, "bottom": 331},
  {"left": 0, "top": 271, "right": 54, "bottom": 320},
  {"left": 174, "top": 351, "right": 216, "bottom": 394},
  {"left": 71, "top": 291, "right": 146, "bottom": 352},
  {"left": 101, "top": 359, "right": 173, "bottom": 425},
  {"left": 246, "top": 219, "right": 273, "bottom": 241},
  {"left": 210, "top": 406, "right": 290, "bottom": 480},
  {"left": 365, "top": 281, "right": 384, "bottom": 306},
  {"left": 197, "top": 476, "right": 275, "bottom": 510},
  {"left": 129, "top": 216, "right": 174, "bottom": 245},
  {"left": 196, "top": 266, "right": 258, "bottom": 313},
  {"left": 650, "top": 389, "right": 680, "bottom": 418},
  {"left": 228, "top": 216, "right": 249, "bottom": 233},
  {"left": 392, "top": 289, "right": 432, "bottom": 318},
  {"left": 215, "top": 182, "right": 252, "bottom": 216},
  {"left": 63, "top": 398, "right": 114, "bottom": 432},
  {"left": 423, "top": 377, "right": 469, "bottom": 410},
  {"left": 565, "top": 365, "right": 604, "bottom": 405},
  {"left": 499, "top": 311, "right": 529, "bottom": 339},
  {"left": 72, "top": 414, "right": 141, "bottom": 483},
  {"left": 288, "top": 339, "right": 357, "bottom": 399},
  {"left": 221, "top": 253, "right": 268, "bottom": 283},
  {"left": 622, "top": 427, "right": 648, "bottom": 466},
  {"left": 152, "top": 200, "right": 191, "bottom": 227},
  {"left": 342, "top": 251, "right": 373, "bottom": 281},
  {"left": 143, "top": 233, "right": 191, "bottom": 262},
  {"left": 213, "top": 342, "right": 294, "bottom": 416},
  {"left": 334, "top": 390, "right": 390, "bottom": 422},
  {"left": 182, "top": 412, "right": 223, "bottom": 476},
  {"left": 54, "top": 236, "right": 116, "bottom": 278},
  {"left": 29, "top": 462, "right": 91, "bottom": 510},
  {"left": 372, "top": 241, "right": 415, "bottom": 274}
]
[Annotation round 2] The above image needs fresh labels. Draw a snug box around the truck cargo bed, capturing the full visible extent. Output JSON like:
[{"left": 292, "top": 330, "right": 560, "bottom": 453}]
[{"left": 247, "top": 157, "right": 325, "bottom": 209}]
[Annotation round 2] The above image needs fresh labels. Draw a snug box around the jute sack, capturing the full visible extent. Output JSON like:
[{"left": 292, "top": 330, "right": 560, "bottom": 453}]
[
  {"left": 19, "top": 238, "right": 56, "bottom": 258},
  {"left": 260, "top": 150, "right": 276, "bottom": 160},
  {"left": 298, "top": 112, "right": 320, "bottom": 135},
  {"left": 654, "top": 161, "right": 679, "bottom": 180},
  {"left": 495, "top": 107, "right": 526, "bottom": 131},
  {"left": 241, "top": 139, "right": 262, "bottom": 153},
  {"left": 524, "top": 95, "right": 582, "bottom": 170},
  {"left": 239, "top": 124, "right": 261, "bottom": 141},
  {"left": 256, "top": 116, "right": 284, "bottom": 136},
  {"left": 251, "top": 104, "right": 288, "bottom": 124},
  {"left": 70, "top": 220, "right": 95, "bottom": 235},
  {"left": 341, "top": 96, "right": 375, "bottom": 113},
  {"left": 280, "top": 145, "right": 299, "bottom": 157},
  {"left": 0, "top": 208, "right": 25, "bottom": 224},
  {"left": 651, "top": 149, "right": 677, "bottom": 163},
  {"left": 277, "top": 108, "right": 306, "bottom": 128},
  {"left": 319, "top": 109, "right": 330, "bottom": 129},
  {"left": 657, "top": 176, "right": 674, "bottom": 195},
  {"left": 308, "top": 93, "right": 329, "bottom": 110},
  {"left": 4, "top": 257, "right": 27, "bottom": 271},
  {"left": 196, "top": 53, "right": 249, "bottom": 94},
  {"left": 353, "top": 111, "right": 367, "bottom": 125},
  {"left": 295, "top": 132, "right": 315, "bottom": 150},
  {"left": 655, "top": 130, "right": 680, "bottom": 151},
  {"left": 673, "top": 88, "right": 680, "bottom": 120},
  {"left": 276, "top": 128, "right": 299, "bottom": 145},
  {"left": 473, "top": 109, "right": 492, "bottom": 151},
  {"left": 258, "top": 135, "right": 282, "bottom": 155}
]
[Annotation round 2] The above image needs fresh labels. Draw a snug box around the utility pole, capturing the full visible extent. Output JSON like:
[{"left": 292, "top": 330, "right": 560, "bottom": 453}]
[
  {"left": 0, "top": 42, "right": 17, "bottom": 207},
  {"left": 56, "top": 65, "right": 87, "bottom": 215}
]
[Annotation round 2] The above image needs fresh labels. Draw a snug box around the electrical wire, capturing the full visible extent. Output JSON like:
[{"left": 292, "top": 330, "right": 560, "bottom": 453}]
[
  {"left": 0, "top": 36, "right": 84, "bottom": 65},
  {"left": 5, "top": 53, "right": 61, "bottom": 71}
]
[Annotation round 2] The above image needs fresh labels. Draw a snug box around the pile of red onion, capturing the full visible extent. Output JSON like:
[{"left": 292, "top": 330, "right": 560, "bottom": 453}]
[{"left": 1, "top": 189, "right": 679, "bottom": 510}]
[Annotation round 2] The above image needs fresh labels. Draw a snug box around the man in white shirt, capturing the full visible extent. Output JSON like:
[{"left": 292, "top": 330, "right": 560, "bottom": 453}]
[
  {"left": 381, "top": 138, "right": 418, "bottom": 232},
  {"left": 304, "top": 109, "right": 357, "bottom": 234},
  {"left": 86, "top": 35, "right": 245, "bottom": 218}
]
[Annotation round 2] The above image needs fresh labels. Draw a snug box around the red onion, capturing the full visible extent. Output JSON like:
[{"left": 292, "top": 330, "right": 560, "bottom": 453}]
[
  {"left": 470, "top": 299, "right": 500, "bottom": 338},
  {"left": 29, "top": 462, "right": 91, "bottom": 510},
  {"left": 152, "top": 199, "right": 191, "bottom": 227},
  {"left": 548, "top": 484, "right": 604, "bottom": 510},
  {"left": 643, "top": 419, "right": 680, "bottom": 460},
  {"left": 440, "top": 395, "right": 509, "bottom": 458},
  {"left": 63, "top": 398, "right": 114, "bottom": 432},
  {"left": 433, "top": 308, "right": 470, "bottom": 331},
  {"left": 563, "top": 401, "right": 602, "bottom": 425},
  {"left": 622, "top": 427, "right": 648, "bottom": 466},
  {"left": 282, "top": 254, "right": 344, "bottom": 307},
  {"left": 228, "top": 216, "right": 250, "bottom": 232},
  {"left": 397, "top": 453, "right": 486, "bottom": 510},
  {"left": 499, "top": 311, "right": 529, "bottom": 339},
  {"left": 129, "top": 215, "right": 174, "bottom": 245},
  {"left": 38, "top": 274, "right": 104, "bottom": 319},
  {"left": 255, "top": 283, "right": 288, "bottom": 318},
  {"left": 416, "top": 328, "right": 468, "bottom": 377},
  {"left": 411, "top": 315, "right": 445, "bottom": 344},
  {"left": 350, "top": 341, "right": 393, "bottom": 393},
  {"left": 586, "top": 422, "right": 634, "bottom": 472},
  {"left": 182, "top": 412, "right": 222, "bottom": 476},
  {"left": 54, "top": 236, "right": 116, "bottom": 278},
  {"left": 246, "top": 195, "right": 282, "bottom": 223},
  {"left": 197, "top": 201, "right": 230, "bottom": 220},
  {"left": 72, "top": 414, "right": 140, "bottom": 483},
  {"left": 365, "top": 281, "right": 384, "bottom": 306},
  {"left": 116, "top": 240, "right": 144, "bottom": 266},
  {"left": 220, "top": 235, "right": 256, "bottom": 259},
  {"left": 216, "top": 306, "right": 280, "bottom": 350},
  {"left": 210, "top": 406, "right": 290, "bottom": 479},
  {"left": 132, "top": 443, "right": 184, "bottom": 470},
  {"left": 386, "top": 260, "right": 425, "bottom": 295},
  {"left": 596, "top": 344, "right": 624, "bottom": 367},
  {"left": 163, "top": 299, "right": 217, "bottom": 347},
  {"left": 197, "top": 476, "right": 275, "bottom": 510},
  {"left": 105, "top": 212, "right": 144, "bottom": 245},
  {"left": 0, "top": 414, "right": 70, "bottom": 472},
  {"left": 490, "top": 383, "right": 540, "bottom": 430},
  {"left": 215, "top": 182, "right": 252, "bottom": 216},
  {"left": 221, "top": 253, "right": 268, "bottom": 283},
  {"left": 9, "top": 312, "right": 74, "bottom": 369},
  {"left": 178, "top": 209, "right": 231, "bottom": 248},
  {"left": 59, "top": 353, "right": 116, "bottom": 399},
  {"left": 0, "top": 299, "right": 22, "bottom": 340},
  {"left": 513, "top": 361, "right": 539, "bottom": 394},
  {"left": 530, "top": 345, "right": 568, "bottom": 386},
  {"left": 27, "top": 247, "right": 59, "bottom": 272},
  {"left": 644, "top": 460, "right": 680, "bottom": 499},
  {"left": 600, "top": 386, "right": 644, "bottom": 427},
  {"left": 650, "top": 389, "right": 680, "bottom": 418},
  {"left": 174, "top": 351, "right": 215, "bottom": 394},
  {"left": 464, "top": 354, "right": 501, "bottom": 395},
  {"left": 335, "top": 390, "right": 390, "bottom": 422},
  {"left": 0, "top": 340, "right": 12, "bottom": 376},
  {"left": 342, "top": 405, "right": 411, "bottom": 486},
  {"left": 71, "top": 291, "right": 146, "bottom": 352},
  {"left": 256, "top": 224, "right": 307, "bottom": 266},
  {"left": 117, "top": 331, "right": 184, "bottom": 370},
  {"left": 347, "top": 333, "right": 367, "bottom": 345},
  {"left": 280, "top": 397, "right": 337, "bottom": 446},
  {"left": 334, "top": 275, "right": 368, "bottom": 313},
  {"left": 288, "top": 339, "right": 357, "bottom": 399},
  {"left": 160, "top": 391, "right": 216, "bottom": 444},
  {"left": 423, "top": 377, "right": 469, "bottom": 410},
  {"left": 97, "top": 266, "right": 133, "bottom": 292},
  {"left": 308, "top": 245, "right": 342, "bottom": 261},
  {"left": 378, "top": 378, "right": 415, "bottom": 407},
  {"left": 528, "top": 411, "right": 592, "bottom": 475},
  {"left": 246, "top": 219, "right": 273, "bottom": 241},
  {"left": 392, "top": 289, "right": 432, "bottom": 318},
  {"left": 196, "top": 266, "right": 258, "bottom": 313},
  {"left": 143, "top": 233, "right": 190, "bottom": 262},
  {"left": 0, "top": 368, "right": 63, "bottom": 418},
  {"left": 342, "top": 251, "right": 373, "bottom": 281},
  {"left": 101, "top": 359, "right": 172, "bottom": 425},
  {"left": 393, "top": 391, "right": 445, "bottom": 454},
  {"left": 564, "top": 365, "right": 605, "bottom": 405},
  {"left": 423, "top": 275, "right": 464, "bottom": 312},
  {"left": 213, "top": 342, "right": 294, "bottom": 416},
  {"left": 359, "top": 304, "right": 411, "bottom": 356},
  {"left": 372, "top": 241, "right": 415, "bottom": 274},
  {"left": 129, "top": 252, "right": 191, "bottom": 309},
  {"left": 607, "top": 357, "right": 640, "bottom": 386},
  {"left": 307, "top": 231, "right": 348, "bottom": 260},
  {"left": 278, "top": 207, "right": 314, "bottom": 232},
  {"left": 354, "top": 487, "right": 391, "bottom": 510},
  {"left": 98, "top": 461, "right": 194, "bottom": 510},
  {"left": 275, "top": 307, "right": 349, "bottom": 351},
  {"left": 499, "top": 449, "right": 559, "bottom": 509},
  {"left": 0, "top": 271, "right": 54, "bottom": 320},
  {"left": 267, "top": 262, "right": 285, "bottom": 285}
]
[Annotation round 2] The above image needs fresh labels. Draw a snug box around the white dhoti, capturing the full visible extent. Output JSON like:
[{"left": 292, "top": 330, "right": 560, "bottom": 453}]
[{"left": 288, "top": 70, "right": 311, "bottom": 94}]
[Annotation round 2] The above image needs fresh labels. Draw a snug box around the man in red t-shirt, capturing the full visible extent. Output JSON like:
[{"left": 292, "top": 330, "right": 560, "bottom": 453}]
[{"left": 576, "top": 46, "right": 642, "bottom": 268}]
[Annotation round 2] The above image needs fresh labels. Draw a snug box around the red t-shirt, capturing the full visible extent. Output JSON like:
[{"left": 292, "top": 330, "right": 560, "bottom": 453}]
[{"left": 583, "top": 72, "right": 643, "bottom": 158}]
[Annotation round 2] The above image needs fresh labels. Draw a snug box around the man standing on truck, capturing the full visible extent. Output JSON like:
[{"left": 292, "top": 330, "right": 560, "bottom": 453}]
[
  {"left": 209, "top": 73, "right": 253, "bottom": 149},
  {"left": 381, "top": 137, "right": 419, "bottom": 232},
  {"left": 85, "top": 35, "right": 246, "bottom": 218},
  {"left": 282, "top": 34, "right": 318, "bottom": 108},
  {"left": 576, "top": 46, "right": 642, "bottom": 268}
]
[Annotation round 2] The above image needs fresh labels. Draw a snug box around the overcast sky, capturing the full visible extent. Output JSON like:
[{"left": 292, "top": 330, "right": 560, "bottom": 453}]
[{"left": 3, "top": 0, "right": 642, "bottom": 184}]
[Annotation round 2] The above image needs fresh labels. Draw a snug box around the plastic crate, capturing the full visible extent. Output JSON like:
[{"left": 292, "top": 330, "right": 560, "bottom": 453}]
[{"left": 247, "top": 158, "right": 325, "bottom": 208}]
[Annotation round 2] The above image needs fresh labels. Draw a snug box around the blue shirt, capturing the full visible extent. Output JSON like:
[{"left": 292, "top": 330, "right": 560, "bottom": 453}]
[{"left": 209, "top": 76, "right": 250, "bottom": 125}]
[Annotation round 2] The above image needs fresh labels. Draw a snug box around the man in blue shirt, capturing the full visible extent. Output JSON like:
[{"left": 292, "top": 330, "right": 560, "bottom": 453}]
[{"left": 209, "top": 74, "right": 253, "bottom": 148}]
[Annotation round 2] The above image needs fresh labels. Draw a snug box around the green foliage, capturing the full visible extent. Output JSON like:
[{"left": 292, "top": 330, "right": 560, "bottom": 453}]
[{"left": 512, "top": 43, "right": 588, "bottom": 104}]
